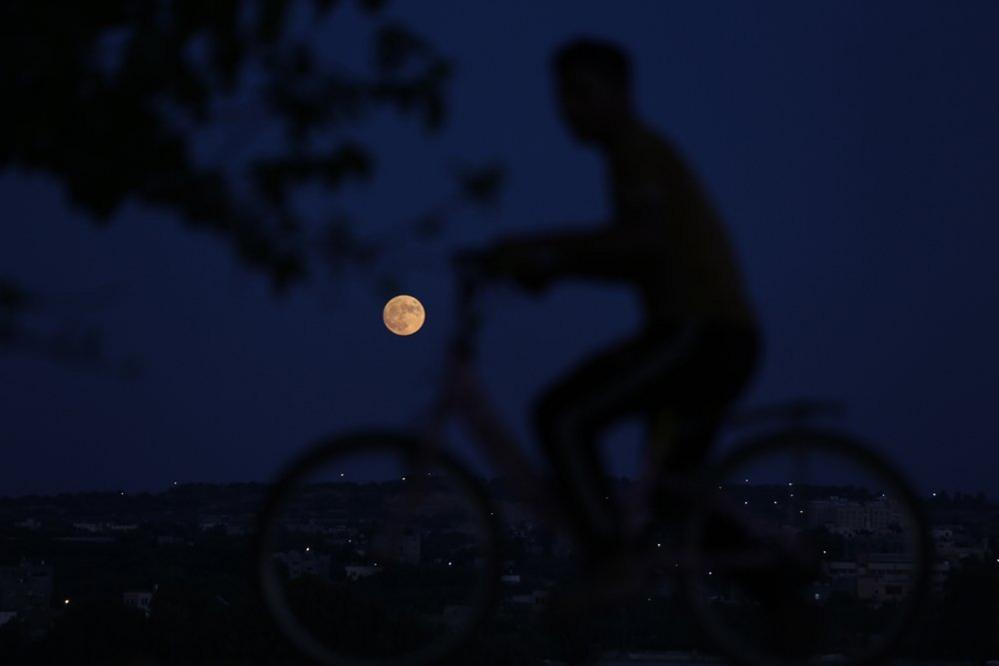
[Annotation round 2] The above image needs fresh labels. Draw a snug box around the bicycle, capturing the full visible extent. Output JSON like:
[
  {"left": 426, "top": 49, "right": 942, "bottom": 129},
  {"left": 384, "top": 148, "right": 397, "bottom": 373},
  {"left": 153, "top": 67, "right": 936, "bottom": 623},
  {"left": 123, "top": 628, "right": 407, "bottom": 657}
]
[{"left": 256, "top": 262, "right": 932, "bottom": 666}]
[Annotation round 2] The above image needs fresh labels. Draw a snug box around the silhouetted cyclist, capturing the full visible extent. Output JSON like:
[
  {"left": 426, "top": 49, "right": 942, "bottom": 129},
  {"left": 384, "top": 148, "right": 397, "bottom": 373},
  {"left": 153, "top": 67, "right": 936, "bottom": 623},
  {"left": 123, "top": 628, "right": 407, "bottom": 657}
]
[{"left": 461, "top": 39, "right": 761, "bottom": 564}]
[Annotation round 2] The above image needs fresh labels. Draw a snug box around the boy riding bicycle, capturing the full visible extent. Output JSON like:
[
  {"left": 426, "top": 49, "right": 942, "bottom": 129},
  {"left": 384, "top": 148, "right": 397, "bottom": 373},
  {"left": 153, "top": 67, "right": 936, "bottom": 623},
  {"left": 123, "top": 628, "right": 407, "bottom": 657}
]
[{"left": 461, "top": 39, "right": 760, "bottom": 563}]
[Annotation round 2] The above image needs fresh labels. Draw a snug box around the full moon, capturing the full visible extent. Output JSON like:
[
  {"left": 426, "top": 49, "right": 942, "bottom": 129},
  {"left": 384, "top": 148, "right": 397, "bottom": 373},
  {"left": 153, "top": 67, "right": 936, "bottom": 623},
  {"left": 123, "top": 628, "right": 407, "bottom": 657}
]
[{"left": 382, "top": 294, "right": 426, "bottom": 336}]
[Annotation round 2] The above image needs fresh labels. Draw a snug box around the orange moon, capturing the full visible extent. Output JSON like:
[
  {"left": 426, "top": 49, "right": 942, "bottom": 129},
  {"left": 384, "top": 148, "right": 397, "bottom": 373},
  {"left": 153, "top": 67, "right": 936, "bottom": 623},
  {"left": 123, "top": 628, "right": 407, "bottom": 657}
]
[{"left": 382, "top": 295, "right": 425, "bottom": 336}]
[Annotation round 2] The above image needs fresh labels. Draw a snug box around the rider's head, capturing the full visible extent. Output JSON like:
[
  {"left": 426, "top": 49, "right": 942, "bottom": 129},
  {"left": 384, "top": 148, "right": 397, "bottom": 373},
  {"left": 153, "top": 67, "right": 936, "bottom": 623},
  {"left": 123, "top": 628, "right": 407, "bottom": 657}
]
[{"left": 553, "top": 39, "right": 634, "bottom": 144}]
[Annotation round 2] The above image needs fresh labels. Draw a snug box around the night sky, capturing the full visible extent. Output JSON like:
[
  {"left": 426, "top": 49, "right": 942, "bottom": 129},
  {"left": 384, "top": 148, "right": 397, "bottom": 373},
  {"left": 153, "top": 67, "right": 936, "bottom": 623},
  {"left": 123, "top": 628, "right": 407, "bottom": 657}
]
[{"left": 2, "top": 0, "right": 998, "bottom": 496}]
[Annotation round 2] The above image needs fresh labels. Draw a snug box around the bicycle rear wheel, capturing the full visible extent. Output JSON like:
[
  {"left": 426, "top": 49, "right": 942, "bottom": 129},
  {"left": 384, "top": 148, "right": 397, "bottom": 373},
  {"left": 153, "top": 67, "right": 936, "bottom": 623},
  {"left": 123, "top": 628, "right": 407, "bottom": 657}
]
[
  {"left": 681, "top": 429, "right": 932, "bottom": 666},
  {"left": 256, "top": 431, "right": 501, "bottom": 666}
]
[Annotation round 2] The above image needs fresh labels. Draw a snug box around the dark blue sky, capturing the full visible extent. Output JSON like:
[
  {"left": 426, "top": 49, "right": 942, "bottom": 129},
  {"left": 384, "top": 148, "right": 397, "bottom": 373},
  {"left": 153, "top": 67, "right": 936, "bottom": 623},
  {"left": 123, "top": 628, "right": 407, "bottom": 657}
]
[{"left": 2, "top": 0, "right": 998, "bottom": 495}]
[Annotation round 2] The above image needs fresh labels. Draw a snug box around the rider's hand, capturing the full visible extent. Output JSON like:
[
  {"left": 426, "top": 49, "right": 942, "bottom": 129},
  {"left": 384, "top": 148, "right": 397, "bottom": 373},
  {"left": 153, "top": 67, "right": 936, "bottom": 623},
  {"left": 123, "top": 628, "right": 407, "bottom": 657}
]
[
  {"left": 510, "top": 259, "right": 553, "bottom": 294},
  {"left": 504, "top": 243, "right": 557, "bottom": 294},
  {"left": 455, "top": 244, "right": 554, "bottom": 294}
]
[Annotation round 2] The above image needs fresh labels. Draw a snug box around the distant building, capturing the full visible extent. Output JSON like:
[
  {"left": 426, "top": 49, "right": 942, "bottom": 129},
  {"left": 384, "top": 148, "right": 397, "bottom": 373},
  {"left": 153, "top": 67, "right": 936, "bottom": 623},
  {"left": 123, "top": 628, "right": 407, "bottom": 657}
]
[
  {"left": 72, "top": 521, "right": 138, "bottom": 533},
  {"left": 73, "top": 522, "right": 103, "bottom": 533},
  {"left": 14, "top": 518, "right": 41, "bottom": 531},
  {"left": 123, "top": 589, "right": 156, "bottom": 617},
  {"left": 198, "top": 513, "right": 254, "bottom": 536},
  {"left": 107, "top": 523, "right": 138, "bottom": 532},
  {"left": 155, "top": 535, "right": 184, "bottom": 546},
  {"left": 807, "top": 497, "right": 901, "bottom": 535},
  {"left": 504, "top": 582, "right": 549, "bottom": 607},
  {"left": 0, "top": 561, "right": 53, "bottom": 639},
  {"left": 0, "top": 561, "right": 53, "bottom": 613},
  {"left": 824, "top": 554, "right": 951, "bottom": 602},
  {"left": 933, "top": 524, "right": 990, "bottom": 563},
  {"left": 344, "top": 565, "right": 380, "bottom": 580},
  {"left": 273, "top": 551, "right": 332, "bottom": 580}
]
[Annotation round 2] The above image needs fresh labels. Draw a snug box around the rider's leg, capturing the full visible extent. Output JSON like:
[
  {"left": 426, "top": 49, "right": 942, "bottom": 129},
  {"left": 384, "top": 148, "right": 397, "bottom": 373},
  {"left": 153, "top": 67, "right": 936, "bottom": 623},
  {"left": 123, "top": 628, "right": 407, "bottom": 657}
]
[
  {"left": 642, "top": 323, "right": 761, "bottom": 522},
  {"left": 646, "top": 411, "right": 722, "bottom": 524},
  {"left": 533, "top": 325, "right": 701, "bottom": 563},
  {"left": 534, "top": 350, "right": 633, "bottom": 561},
  {"left": 647, "top": 326, "right": 811, "bottom": 607}
]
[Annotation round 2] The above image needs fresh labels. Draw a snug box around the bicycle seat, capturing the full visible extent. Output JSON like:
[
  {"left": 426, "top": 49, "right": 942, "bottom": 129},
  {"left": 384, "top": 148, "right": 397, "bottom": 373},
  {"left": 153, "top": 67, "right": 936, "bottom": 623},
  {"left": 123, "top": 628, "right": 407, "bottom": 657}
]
[{"left": 728, "top": 399, "right": 846, "bottom": 427}]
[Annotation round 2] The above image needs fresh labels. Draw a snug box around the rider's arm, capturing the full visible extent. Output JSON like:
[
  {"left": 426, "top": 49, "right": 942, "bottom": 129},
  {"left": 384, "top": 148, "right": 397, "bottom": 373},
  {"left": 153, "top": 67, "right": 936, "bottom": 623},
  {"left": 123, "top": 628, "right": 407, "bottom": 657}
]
[
  {"left": 500, "top": 168, "right": 680, "bottom": 282},
  {"left": 491, "top": 223, "right": 666, "bottom": 282}
]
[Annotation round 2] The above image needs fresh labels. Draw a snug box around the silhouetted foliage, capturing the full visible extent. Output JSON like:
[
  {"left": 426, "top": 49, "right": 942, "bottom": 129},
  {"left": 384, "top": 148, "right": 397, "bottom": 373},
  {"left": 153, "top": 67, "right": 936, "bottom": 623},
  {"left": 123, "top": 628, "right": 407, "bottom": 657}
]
[
  {"left": 0, "top": 0, "right": 505, "bottom": 366},
  {"left": 0, "top": 0, "right": 457, "bottom": 288},
  {"left": 0, "top": 275, "right": 139, "bottom": 374}
]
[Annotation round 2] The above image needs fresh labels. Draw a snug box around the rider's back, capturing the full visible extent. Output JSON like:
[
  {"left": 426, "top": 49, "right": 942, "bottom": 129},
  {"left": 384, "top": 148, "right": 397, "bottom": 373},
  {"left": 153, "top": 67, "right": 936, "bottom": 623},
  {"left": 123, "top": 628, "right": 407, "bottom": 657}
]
[{"left": 608, "top": 123, "right": 756, "bottom": 328}]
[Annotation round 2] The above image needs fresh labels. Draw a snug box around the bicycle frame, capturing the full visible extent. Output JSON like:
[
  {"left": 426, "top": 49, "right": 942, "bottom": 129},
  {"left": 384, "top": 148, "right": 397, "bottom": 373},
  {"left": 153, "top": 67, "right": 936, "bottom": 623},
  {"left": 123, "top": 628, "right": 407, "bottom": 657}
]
[
  {"left": 418, "top": 290, "right": 569, "bottom": 531},
  {"left": 417, "top": 270, "right": 696, "bottom": 552},
  {"left": 418, "top": 270, "right": 815, "bottom": 566}
]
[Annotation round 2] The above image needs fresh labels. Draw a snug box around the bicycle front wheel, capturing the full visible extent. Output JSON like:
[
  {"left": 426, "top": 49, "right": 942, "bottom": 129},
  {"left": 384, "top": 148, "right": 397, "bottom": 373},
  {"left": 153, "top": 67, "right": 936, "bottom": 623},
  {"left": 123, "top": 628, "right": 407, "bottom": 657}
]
[
  {"left": 256, "top": 431, "right": 501, "bottom": 666},
  {"left": 681, "top": 429, "right": 932, "bottom": 666}
]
